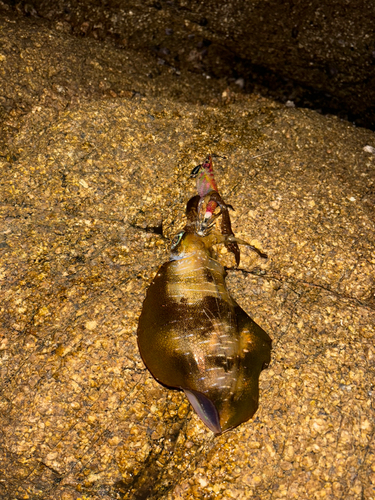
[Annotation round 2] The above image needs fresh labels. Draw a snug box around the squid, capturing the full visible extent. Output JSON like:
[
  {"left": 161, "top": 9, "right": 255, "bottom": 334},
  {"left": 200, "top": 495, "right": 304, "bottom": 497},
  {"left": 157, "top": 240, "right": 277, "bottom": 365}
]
[{"left": 137, "top": 156, "right": 271, "bottom": 434}]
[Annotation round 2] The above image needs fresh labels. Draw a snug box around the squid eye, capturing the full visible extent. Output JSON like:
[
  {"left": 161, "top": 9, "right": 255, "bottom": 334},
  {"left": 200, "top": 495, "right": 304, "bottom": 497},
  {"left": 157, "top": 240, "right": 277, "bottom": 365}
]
[
  {"left": 171, "top": 231, "right": 185, "bottom": 249},
  {"left": 190, "top": 165, "right": 201, "bottom": 178}
]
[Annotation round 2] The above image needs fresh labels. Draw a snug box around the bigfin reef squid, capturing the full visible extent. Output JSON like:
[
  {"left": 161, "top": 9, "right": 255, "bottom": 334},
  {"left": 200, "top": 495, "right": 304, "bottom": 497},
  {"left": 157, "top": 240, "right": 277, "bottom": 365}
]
[{"left": 137, "top": 155, "right": 272, "bottom": 435}]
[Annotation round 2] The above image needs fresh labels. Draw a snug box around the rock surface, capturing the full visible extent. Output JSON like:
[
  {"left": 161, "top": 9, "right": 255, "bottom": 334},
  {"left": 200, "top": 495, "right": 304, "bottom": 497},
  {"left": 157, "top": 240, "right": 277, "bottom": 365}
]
[
  {"left": 0, "top": 7, "right": 375, "bottom": 500},
  {"left": 2, "top": 0, "right": 375, "bottom": 128}
]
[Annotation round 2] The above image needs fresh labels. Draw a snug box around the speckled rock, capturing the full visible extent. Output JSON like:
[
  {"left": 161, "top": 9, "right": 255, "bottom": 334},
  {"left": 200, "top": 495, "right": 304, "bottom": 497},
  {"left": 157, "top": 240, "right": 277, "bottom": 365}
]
[
  {"left": 2, "top": 0, "right": 374, "bottom": 127},
  {"left": 0, "top": 9, "right": 375, "bottom": 500}
]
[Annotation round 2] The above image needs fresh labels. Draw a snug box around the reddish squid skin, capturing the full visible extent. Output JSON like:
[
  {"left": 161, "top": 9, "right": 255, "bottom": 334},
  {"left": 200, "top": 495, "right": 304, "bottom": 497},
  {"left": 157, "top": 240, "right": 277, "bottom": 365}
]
[{"left": 137, "top": 229, "right": 271, "bottom": 435}]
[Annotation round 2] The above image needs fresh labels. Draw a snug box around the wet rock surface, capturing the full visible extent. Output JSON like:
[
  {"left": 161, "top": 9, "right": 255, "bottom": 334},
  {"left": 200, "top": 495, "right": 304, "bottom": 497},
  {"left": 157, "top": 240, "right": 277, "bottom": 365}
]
[{"left": 0, "top": 6, "right": 375, "bottom": 500}]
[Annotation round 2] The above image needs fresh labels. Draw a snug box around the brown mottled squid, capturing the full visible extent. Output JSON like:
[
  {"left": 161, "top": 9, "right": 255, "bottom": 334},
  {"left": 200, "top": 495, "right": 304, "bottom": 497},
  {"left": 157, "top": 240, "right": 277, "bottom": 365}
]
[{"left": 137, "top": 156, "right": 271, "bottom": 434}]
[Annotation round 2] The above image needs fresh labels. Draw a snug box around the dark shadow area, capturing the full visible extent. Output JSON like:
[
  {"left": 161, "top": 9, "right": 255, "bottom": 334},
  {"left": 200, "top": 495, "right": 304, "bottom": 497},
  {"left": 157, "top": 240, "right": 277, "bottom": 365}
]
[
  {"left": 206, "top": 48, "right": 374, "bottom": 129},
  {"left": 0, "top": 0, "right": 374, "bottom": 129}
]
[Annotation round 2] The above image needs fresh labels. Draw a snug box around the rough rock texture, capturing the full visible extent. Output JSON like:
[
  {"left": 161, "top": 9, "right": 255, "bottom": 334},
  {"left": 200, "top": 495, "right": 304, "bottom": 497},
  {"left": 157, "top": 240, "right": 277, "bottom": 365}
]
[
  {"left": 1, "top": 7, "right": 375, "bottom": 500},
  {"left": 2, "top": 0, "right": 375, "bottom": 128}
]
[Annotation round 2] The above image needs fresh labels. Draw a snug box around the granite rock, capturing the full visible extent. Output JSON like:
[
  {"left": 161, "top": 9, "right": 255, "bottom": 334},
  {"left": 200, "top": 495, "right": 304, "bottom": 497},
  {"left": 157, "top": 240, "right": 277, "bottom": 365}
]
[{"left": 0, "top": 9, "right": 374, "bottom": 500}]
